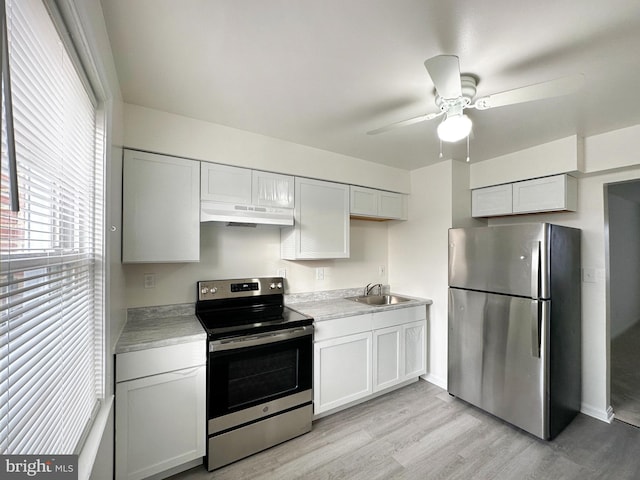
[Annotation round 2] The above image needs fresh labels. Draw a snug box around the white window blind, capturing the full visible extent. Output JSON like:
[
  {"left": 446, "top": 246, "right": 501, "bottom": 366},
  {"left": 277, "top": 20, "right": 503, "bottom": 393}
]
[{"left": 0, "top": 0, "right": 104, "bottom": 455}]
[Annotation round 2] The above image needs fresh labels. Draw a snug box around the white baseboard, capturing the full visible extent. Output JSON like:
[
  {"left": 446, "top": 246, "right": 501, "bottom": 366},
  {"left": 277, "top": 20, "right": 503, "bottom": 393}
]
[
  {"left": 421, "top": 372, "right": 447, "bottom": 390},
  {"left": 581, "top": 402, "right": 614, "bottom": 423}
]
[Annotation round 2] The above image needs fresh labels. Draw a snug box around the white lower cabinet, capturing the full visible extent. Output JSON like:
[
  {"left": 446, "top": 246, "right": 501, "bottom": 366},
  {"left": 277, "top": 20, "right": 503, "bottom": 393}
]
[
  {"left": 372, "top": 326, "right": 402, "bottom": 391},
  {"left": 314, "top": 331, "right": 372, "bottom": 414},
  {"left": 373, "top": 319, "right": 427, "bottom": 392},
  {"left": 115, "top": 342, "right": 206, "bottom": 480},
  {"left": 314, "top": 306, "right": 427, "bottom": 416},
  {"left": 402, "top": 320, "right": 427, "bottom": 379}
]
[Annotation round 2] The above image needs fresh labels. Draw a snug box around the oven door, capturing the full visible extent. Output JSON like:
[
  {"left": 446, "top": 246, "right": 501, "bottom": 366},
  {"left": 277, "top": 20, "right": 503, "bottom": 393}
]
[{"left": 208, "top": 325, "right": 313, "bottom": 423}]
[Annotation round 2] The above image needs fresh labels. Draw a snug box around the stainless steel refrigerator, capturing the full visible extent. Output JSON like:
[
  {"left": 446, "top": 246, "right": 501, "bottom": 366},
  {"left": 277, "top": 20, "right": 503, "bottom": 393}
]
[{"left": 448, "top": 223, "right": 581, "bottom": 440}]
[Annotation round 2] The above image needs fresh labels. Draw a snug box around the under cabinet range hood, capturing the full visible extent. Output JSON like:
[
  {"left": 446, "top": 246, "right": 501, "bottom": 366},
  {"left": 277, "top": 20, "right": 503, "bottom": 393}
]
[{"left": 201, "top": 200, "right": 294, "bottom": 226}]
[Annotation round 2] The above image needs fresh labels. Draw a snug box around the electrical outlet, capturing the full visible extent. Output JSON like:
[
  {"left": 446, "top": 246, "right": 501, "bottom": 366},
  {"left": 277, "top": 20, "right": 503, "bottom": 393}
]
[
  {"left": 144, "top": 273, "right": 156, "bottom": 289},
  {"left": 378, "top": 265, "right": 386, "bottom": 277},
  {"left": 315, "top": 267, "right": 324, "bottom": 281},
  {"left": 277, "top": 268, "right": 287, "bottom": 278}
]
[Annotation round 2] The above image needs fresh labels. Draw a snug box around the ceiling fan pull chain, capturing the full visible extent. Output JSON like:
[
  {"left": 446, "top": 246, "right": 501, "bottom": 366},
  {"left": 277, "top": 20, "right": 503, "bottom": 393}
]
[
  {"left": 466, "top": 135, "right": 470, "bottom": 163},
  {"left": 439, "top": 138, "right": 443, "bottom": 159}
]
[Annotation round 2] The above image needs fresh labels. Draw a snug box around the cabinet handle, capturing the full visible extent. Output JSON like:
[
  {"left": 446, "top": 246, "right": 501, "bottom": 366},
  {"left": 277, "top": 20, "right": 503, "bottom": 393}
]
[{"left": 531, "top": 241, "right": 540, "bottom": 299}]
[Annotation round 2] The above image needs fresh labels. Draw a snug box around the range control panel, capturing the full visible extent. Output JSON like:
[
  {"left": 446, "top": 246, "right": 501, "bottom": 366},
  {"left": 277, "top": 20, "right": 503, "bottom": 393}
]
[{"left": 197, "top": 277, "right": 284, "bottom": 301}]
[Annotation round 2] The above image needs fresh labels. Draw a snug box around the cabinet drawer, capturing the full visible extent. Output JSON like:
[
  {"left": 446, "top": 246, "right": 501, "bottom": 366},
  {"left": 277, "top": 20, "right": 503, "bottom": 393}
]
[
  {"left": 372, "top": 306, "right": 425, "bottom": 330},
  {"left": 116, "top": 341, "right": 206, "bottom": 382},
  {"left": 314, "top": 314, "right": 372, "bottom": 342}
]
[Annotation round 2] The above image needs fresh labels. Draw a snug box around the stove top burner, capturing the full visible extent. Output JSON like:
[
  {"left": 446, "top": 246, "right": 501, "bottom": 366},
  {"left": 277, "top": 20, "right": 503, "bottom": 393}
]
[{"left": 195, "top": 277, "right": 313, "bottom": 339}]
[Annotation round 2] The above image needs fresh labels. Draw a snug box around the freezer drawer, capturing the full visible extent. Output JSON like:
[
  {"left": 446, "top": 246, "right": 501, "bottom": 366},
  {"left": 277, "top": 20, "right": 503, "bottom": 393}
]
[{"left": 448, "top": 288, "right": 549, "bottom": 439}]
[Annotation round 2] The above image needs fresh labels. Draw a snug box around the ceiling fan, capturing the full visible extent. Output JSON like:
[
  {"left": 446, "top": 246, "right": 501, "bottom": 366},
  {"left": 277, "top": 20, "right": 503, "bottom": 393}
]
[{"left": 367, "top": 55, "right": 584, "bottom": 142}]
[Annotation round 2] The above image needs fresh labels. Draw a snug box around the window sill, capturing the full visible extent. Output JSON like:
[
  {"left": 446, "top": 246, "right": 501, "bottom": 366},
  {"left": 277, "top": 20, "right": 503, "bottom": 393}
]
[{"left": 78, "top": 395, "right": 114, "bottom": 480}]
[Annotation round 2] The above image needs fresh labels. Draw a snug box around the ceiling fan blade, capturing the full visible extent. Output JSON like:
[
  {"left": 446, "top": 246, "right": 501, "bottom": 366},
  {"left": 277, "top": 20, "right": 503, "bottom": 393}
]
[
  {"left": 473, "top": 73, "right": 585, "bottom": 110},
  {"left": 424, "top": 55, "right": 462, "bottom": 99},
  {"left": 367, "top": 111, "right": 442, "bottom": 135}
]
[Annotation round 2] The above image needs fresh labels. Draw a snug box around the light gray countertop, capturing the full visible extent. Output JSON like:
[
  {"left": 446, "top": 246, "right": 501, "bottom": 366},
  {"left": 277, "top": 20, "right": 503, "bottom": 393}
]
[
  {"left": 114, "top": 289, "right": 432, "bottom": 353},
  {"left": 286, "top": 290, "right": 432, "bottom": 322},
  {"left": 115, "top": 304, "right": 205, "bottom": 354}
]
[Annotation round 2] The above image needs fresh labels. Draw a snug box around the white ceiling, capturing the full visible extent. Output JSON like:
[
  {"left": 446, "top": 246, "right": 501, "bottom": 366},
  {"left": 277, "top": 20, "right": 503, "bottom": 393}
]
[{"left": 101, "top": 0, "right": 640, "bottom": 171}]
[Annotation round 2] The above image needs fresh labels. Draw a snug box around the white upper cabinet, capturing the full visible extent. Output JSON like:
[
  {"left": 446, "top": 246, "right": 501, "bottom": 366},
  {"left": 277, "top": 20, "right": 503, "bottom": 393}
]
[
  {"left": 512, "top": 174, "right": 577, "bottom": 214},
  {"left": 252, "top": 170, "right": 295, "bottom": 208},
  {"left": 471, "top": 184, "right": 513, "bottom": 217},
  {"left": 201, "top": 163, "right": 251, "bottom": 204},
  {"left": 350, "top": 186, "right": 407, "bottom": 220},
  {"left": 350, "top": 186, "right": 378, "bottom": 216},
  {"left": 281, "top": 177, "right": 350, "bottom": 259},
  {"left": 379, "top": 191, "right": 407, "bottom": 219},
  {"left": 122, "top": 150, "right": 200, "bottom": 263},
  {"left": 472, "top": 174, "right": 577, "bottom": 218},
  {"left": 201, "top": 163, "right": 294, "bottom": 208}
]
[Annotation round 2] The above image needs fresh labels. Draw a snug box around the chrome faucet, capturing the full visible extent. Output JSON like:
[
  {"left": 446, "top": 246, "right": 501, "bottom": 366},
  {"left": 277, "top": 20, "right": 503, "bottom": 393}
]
[{"left": 364, "top": 283, "right": 382, "bottom": 296}]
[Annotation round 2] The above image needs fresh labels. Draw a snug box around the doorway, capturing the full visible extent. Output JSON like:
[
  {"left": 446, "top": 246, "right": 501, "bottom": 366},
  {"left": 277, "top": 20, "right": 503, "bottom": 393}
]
[{"left": 607, "top": 180, "right": 640, "bottom": 427}]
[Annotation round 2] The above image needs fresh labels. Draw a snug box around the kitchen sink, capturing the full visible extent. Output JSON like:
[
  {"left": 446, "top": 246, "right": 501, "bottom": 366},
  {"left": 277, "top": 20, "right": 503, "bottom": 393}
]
[{"left": 346, "top": 294, "right": 412, "bottom": 305}]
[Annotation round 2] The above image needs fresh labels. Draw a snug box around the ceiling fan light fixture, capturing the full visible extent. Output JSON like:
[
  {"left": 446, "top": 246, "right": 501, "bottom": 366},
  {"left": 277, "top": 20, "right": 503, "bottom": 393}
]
[{"left": 437, "top": 113, "right": 472, "bottom": 143}]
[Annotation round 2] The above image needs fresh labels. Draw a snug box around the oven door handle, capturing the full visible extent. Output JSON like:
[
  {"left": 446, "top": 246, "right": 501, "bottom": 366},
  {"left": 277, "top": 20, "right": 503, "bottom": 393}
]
[{"left": 209, "top": 325, "right": 313, "bottom": 352}]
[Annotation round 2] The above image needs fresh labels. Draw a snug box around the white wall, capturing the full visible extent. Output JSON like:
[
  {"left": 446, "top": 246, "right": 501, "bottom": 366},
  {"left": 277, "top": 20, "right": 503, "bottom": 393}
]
[
  {"left": 124, "top": 219, "right": 389, "bottom": 307},
  {"left": 470, "top": 136, "right": 584, "bottom": 189},
  {"left": 607, "top": 188, "right": 640, "bottom": 338},
  {"left": 388, "top": 160, "right": 482, "bottom": 388},
  {"left": 476, "top": 127, "right": 640, "bottom": 421}
]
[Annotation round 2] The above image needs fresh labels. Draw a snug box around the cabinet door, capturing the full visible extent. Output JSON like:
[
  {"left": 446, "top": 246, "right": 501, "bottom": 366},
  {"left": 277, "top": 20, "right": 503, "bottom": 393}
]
[
  {"left": 314, "top": 332, "right": 372, "bottom": 414},
  {"left": 201, "top": 163, "right": 252, "bottom": 204},
  {"left": 471, "top": 184, "right": 513, "bottom": 217},
  {"left": 373, "top": 325, "right": 402, "bottom": 392},
  {"left": 379, "top": 191, "right": 407, "bottom": 220},
  {"left": 281, "top": 177, "right": 350, "bottom": 259},
  {"left": 512, "top": 174, "right": 577, "bottom": 214},
  {"left": 252, "top": 171, "right": 294, "bottom": 208},
  {"left": 402, "top": 320, "right": 427, "bottom": 379},
  {"left": 122, "top": 150, "right": 199, "bottom": 263},
  {"left": 350, "top": 186, "right": 378, "bottom": 216},
  {"left": 115, "top": 366, "right": 206, "bottom": 480}
]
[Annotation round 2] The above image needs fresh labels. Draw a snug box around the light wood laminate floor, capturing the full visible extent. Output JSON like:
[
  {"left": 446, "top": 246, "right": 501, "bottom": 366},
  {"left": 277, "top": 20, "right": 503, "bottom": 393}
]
[
  {"left": 171, "top": 379, "right": 640, "bottom": 479},
  {"left": 611, "top": 321, "right": 640, "bottom": 427}
]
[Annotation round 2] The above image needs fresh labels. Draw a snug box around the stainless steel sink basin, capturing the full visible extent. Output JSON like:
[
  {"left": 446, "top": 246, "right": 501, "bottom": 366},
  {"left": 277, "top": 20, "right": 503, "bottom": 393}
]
[{"left": 346, "top": 294, "right": 412, "bottom": 305}]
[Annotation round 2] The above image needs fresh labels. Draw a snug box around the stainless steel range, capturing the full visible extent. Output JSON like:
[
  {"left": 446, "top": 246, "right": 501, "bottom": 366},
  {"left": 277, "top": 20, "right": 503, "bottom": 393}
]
[{"left": 195, "top": 277, "right": 314, "bottom": 471}]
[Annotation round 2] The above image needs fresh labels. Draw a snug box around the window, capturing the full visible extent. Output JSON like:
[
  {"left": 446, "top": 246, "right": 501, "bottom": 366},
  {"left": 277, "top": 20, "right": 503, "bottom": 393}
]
[{"left": 0, "top": 0, "right": 104, "bottom": 455}]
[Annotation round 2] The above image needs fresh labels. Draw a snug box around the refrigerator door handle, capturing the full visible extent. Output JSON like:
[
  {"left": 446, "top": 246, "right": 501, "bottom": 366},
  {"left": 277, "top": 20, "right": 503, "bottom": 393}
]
[
  {"left": 531, "top": 301, "right": 541, "bottom": 358},
  {"left": 531, "top": 241, "right": 540, "bottom": 299}
]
